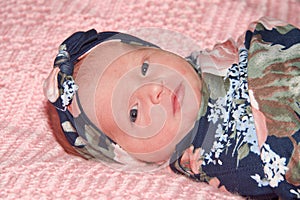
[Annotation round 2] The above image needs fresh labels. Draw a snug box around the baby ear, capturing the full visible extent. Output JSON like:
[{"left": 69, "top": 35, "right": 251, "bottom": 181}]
[{"left": 43, "top": 67, "right": 60, "bottom": 103}]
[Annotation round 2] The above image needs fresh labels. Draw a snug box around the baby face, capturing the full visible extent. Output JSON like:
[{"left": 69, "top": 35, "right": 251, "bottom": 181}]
[{"left": 76, "top": 42, "right": 202, "bottom": 162}]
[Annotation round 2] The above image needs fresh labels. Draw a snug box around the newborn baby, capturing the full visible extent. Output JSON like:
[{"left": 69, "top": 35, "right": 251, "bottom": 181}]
[{"left": 44, "top": 17, "right": 300, "bottom": 199}]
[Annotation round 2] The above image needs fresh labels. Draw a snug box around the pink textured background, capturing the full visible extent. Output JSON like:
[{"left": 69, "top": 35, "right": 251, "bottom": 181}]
[{"left": 1, "top": 0, "right": 300, "bottom": 199}]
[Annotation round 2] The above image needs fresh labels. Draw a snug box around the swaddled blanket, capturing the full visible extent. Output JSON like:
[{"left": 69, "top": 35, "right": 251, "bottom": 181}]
[{"left": 170, "top": 18, "right": 300, "bottom": 199}]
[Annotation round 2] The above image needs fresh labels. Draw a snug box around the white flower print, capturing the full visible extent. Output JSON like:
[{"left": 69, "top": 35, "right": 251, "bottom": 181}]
[
  {"left": 251, "top": 174, "right": 269, "bottom": 187},
  {"left": 290, "top": 189, "right": 300, "bottom": 199},
  {"left": 61, "top": 79, "right": 78, "bottom": 107},
  {"left": 242, "top": 123, "right": 260, "bottom": 155},
  {"left": 251, "top": 143, "right": 289, "bottom": 188},
  {"left": 215, "top": 124, "right": 228, "bottom": 142},
  {"left": 207, "top": 106, "right": 221, "bottom": 123},
  {"left": 204, "top": 152, "right": 215, "bottom": 165},
  {"left": 212, "top": 141, "right": 224, "bottom": 158},
  {"left": 203, "top": 48, "right": 259, "bottom": 167}
]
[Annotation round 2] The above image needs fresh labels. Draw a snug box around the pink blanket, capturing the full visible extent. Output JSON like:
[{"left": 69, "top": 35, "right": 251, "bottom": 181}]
[{"left": 1, "top": 0, "right": 299, "bottom": 199}]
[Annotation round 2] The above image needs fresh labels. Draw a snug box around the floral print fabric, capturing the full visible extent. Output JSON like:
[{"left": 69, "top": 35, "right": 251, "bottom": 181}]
[{"left": 170, "top": 18, "right": 300, "bottom": 199}]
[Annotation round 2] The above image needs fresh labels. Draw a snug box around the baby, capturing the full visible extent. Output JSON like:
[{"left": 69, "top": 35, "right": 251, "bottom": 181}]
[{"left": 44, "top": 17, "right": 300, "bottom": 199}]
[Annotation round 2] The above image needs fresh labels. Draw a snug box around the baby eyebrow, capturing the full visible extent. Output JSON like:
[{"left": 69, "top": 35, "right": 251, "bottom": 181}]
[{"left": 141, "top": 61, "right": 149, "bottom": 76}]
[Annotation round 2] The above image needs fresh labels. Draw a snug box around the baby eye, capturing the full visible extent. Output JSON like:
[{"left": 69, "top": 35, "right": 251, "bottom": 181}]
[
  {"left": 129, "top": 105, "right": 138, "bottom": 122},
  {"left": 141, "top": 61, "right": 149, "bottom": 76}
]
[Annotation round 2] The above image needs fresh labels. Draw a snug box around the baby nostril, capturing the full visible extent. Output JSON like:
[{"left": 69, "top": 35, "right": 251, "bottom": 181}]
[
  {"left": 156, "top": 85, "right": 165, "bottom": 100},
  {"left": 157, "top": 90, "right": 162, "bottom": 99},
  {"left": 150, "top": 85, "right": 163, "bottom": 104}
]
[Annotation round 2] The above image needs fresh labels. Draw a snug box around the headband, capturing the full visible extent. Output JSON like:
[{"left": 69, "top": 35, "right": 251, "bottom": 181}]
[{"left": 44, "top": 29, "right": 201, "bottom": 171}]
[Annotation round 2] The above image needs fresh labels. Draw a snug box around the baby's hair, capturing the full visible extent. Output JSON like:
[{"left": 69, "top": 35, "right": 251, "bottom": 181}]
[{"left": 48, "top": 104, "right": 82, "bottom": 157}]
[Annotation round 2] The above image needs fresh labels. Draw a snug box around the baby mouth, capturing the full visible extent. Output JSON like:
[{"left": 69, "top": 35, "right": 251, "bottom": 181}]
[{"left": 172, "top": 82, "right": 185, "bottom": 115}]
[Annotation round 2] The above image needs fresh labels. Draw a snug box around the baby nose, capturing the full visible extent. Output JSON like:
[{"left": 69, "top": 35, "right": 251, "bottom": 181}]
[
  {"left": 149, "top": 84, "right": 163, "bottom": 104},
  {"left": 135, "top": 83, "right": 163, "bottom": 104}
]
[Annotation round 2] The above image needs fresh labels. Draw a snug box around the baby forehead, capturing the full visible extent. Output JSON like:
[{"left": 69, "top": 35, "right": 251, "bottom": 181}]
[
  {"left": 82, "top": 44, "right": 182, "bottom": 75},
  {"left": 80, "top": 42, "right": 160, "bottom": 68},
  {"left": 104, "top": 45, "right": 181, "bottom": 66}
]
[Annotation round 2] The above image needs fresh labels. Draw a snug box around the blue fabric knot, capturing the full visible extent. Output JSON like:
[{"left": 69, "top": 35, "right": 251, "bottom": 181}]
[{"left": 54, "top": 47, "right": 74, "bottom": 76}]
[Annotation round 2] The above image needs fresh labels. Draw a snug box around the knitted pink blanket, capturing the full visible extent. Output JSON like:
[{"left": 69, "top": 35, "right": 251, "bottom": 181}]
[{"left": 1, "top": 0, "right": 299, "bottom": 199}]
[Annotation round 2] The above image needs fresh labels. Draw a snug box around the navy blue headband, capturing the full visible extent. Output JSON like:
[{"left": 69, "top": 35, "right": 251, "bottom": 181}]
[{"left": 55, "top": 30, "right": 159, "bottom": 76}]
